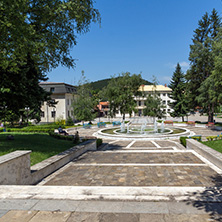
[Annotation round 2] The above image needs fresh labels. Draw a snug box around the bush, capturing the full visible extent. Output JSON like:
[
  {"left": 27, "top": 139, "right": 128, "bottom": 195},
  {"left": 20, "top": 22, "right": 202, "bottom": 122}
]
[
  {"left": 180, "top": 136, "right": 188, "bottom": 147},
  {"left": 96, "top": 138, "right": 103, "bottom": 148},
  {"left": 206, "top": 135, "right": 222, "bottom": 141},
  {"left": 48, "top": 132, "right": 74, "bottom": 141},
  {"left": 55, "top": 116, "right": 66, "bottom": 125},
  {"left": 66, "top": 117, "right": 74, "bottom": 126}
]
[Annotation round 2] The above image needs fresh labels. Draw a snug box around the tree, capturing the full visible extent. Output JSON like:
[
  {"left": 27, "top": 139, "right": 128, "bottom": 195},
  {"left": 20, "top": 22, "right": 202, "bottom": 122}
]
[
  {"left": 186, "top": 9, "right": 221, "bottom": 122},
  {"left": 72, "top": 72, "right": 97, "bottom": 122},
  {"left": 103, "top": 72, "right": 143, "bottom": 121},
  {"left": 0, "top": 0, "right": 101, "bottom": 72},
  {"left": 0, "top": 0, "right": 100, "bottom": 123},
  {"left": 169, "top": 63, "right": 188, "bottom": 122},
  {"left": 143, "top": 78, "right": 165, "bottom": 120}
]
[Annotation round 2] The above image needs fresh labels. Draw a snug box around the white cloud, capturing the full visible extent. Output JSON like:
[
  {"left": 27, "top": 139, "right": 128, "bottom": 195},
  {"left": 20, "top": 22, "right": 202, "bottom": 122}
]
[
  {"left": 180, "top": 61, "right": 189, "bottom": 69},
  {"left": 166, "top": 61, "right": 189, "bottom": 71}
]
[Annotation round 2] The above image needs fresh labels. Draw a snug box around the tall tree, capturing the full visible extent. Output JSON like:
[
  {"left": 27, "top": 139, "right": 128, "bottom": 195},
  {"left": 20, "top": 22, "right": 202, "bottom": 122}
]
[
  {"left": 0, "top": 0, "right": 100, "bottom": 123},
  {"left": 169, "top": 63, "right": 188, "bottom": 122},
  {"left": 72, "top": 72, "right": 97, "bottom": 123},
  {"left": 103, "top": 72, "right": 143, "bottom": 121},
  {"left": 186, "top": 9, "right": 221, "bottom": 122}
]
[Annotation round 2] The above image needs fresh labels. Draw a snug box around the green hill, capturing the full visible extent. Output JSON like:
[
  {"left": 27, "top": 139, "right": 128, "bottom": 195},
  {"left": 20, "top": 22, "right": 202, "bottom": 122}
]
[{"left": 89, "top": 77, "right": 152, "bottom": 91}]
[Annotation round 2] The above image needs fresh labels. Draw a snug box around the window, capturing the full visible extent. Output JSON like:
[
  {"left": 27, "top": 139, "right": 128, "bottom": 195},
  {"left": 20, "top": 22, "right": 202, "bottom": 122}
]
[
  {"left": 51, "top": 111, "right": 56, "bottom": 118},
  {"left": 168, "top": 109, "right": 171, "bottom": 112},
  {"left": 163, "top": 93, "right": 166, "bottom": 96},
  {"left": 40, "top": 111, "right": 44, "bottom": 118},
  {"left": 162, "top": 100, "right": 166, "bottom": 104},
  {"left": 50, "top": 87, "right": 55, "bottom": 92},
  {"left": 138, "top": 101, "right": 141, "bottom": 106},
  {"left": 68, "top": 110, "right": 70, "bottom": 117},
  {"left": 67, "top": 99, "right": 69, "bottom": 105}
]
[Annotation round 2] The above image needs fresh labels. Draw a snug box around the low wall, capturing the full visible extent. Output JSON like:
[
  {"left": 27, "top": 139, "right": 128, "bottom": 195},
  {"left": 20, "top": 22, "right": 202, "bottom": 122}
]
[
  {"left": 0, "top": 140, "right": 97, "bottom": 185},
  {"left": 186, "top": 139, "right": 222, "bottom": 169},
  {"left": 0, "top": 151, "right": 31, "bottom": 185}
]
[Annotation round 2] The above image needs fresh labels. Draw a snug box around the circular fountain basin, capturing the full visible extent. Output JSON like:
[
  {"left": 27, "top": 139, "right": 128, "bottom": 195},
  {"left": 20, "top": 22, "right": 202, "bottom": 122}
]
[{"left": 94, "top": 126, "right": 191, "bottom": 141}]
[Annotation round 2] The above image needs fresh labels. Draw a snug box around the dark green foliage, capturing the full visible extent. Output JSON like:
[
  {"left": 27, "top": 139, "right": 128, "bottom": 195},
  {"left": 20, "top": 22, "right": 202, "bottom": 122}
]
[
  {"left": 186, "top": 9, "right": 221, "bottom": 122},
  {"left": 96, "top": 138, "right": 103, "bottom": 148},
  {"left": 0, "top": 0, "right": 100, "bottom": 124},
  {"left": 48, "top": 132, "right": 74, "bottom": 141},
  {"left": 72, "top": 72, "right": 98, "bottom": 122},
  {"left": 103, "top": 72, "right": 143, "bottom": 120},
  {"left": 66, "top": 117, "right": 74, "bottom": 126},
  {"left": 180, "top": 137, "right": 188, "bottom": 147},
  {"left": 89, "top": 77, "right": 152, "bottom": 91},
  {"left": 169, "top": 63, "right": 188, "bottom": 121}
]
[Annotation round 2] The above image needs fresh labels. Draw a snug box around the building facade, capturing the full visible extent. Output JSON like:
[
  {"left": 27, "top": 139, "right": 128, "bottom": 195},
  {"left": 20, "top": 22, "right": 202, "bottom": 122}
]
[
  {"left": 134, "top": 84, "right": 173, "bottom": 117},
  {"left": 39, "top": 82, "right": 76, "bottom": 123}
]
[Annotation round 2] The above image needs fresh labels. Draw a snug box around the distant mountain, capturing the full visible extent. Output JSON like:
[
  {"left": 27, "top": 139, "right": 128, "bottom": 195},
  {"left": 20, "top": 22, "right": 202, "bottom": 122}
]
[{"left": 89, "top": 77, "right": 152, "bottom": 91}]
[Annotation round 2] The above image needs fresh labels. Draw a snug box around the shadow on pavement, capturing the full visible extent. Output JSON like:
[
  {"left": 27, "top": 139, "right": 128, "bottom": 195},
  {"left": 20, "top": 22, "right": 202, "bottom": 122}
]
[{"left": 186, "top": 174, "right": 222, "bottom": 221}]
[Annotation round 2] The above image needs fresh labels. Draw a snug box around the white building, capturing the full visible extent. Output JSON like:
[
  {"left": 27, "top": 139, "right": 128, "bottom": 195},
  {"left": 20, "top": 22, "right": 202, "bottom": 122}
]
[
  {"left": 39, "top": 82, "right": 76, "bottom": 123},
  {"left": 134, "top": 84, "right": 173, "bottom": 117}
]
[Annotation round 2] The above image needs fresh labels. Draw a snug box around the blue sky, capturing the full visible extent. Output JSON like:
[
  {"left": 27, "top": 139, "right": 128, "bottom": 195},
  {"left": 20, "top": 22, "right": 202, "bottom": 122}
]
[{"left": 47, "top": 0, "right": 222, "bottom": 85}]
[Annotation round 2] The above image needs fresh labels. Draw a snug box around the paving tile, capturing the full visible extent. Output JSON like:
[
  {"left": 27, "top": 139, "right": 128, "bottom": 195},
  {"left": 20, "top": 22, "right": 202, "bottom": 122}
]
[
  {"left": 31, "top": 200, "right": 81, "bottom": 211},
  {"left": 0, "top": 210, "right": 37, "bottom": 222},
  {"left": 76, "top": 201, "right": 124, "bottom": 213},
  {"left": 131, "top": 141, "right": 154, "bottom": 147},
  {"left": 72, "top": 152, "right": 204, "bottom": 164},
  {"left": 29, "top": 211, "right": 71, "bottom": 222},
  {"left": 0, "top": 210, "right": 9, "bottom": 219},
  {"left": 121, "top": 202, "right": 169, "bottom": 214},
  {"left": 0, "top": 199, "right": 39, "bottom": 211},
  {"left": 140, "top": 213, "right": 165, "bottom": 222},
  {"left": 67, "top": 212, "right": 100, "bottom": 222},
  {"left": 99, "top": 212, "right": 139, "bottom": 222},
  {"left": 44, "top": 165, "right": 221, "bottom": 187}
]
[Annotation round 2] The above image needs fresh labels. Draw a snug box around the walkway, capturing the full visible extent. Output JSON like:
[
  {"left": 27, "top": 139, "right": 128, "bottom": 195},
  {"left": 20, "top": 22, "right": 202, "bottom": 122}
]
[{"left": 1, "top": 126, "right": 222, "bottom": 221}]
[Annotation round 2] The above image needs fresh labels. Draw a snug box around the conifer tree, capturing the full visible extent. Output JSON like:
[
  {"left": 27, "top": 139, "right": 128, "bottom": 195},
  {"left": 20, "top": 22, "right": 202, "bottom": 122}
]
[
  {"left": 186, "top": 9, "right": 221, "bottom": 122},
  {"left": 169, "top": 63, "right": 188, "bottom": 122}
]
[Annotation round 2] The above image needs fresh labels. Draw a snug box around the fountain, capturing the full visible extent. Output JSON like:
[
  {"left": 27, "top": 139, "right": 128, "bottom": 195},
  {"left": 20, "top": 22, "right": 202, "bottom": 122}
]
[{"left": 94, "top": 117, "right": 191, "bottom": 140}]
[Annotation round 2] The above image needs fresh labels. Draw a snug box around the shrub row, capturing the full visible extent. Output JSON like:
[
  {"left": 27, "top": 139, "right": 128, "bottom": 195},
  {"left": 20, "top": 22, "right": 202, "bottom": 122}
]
[
  {"left": 48, "top": 132, "right": 75, "bottom": 141},
  {"left": 7, "top": 128, "right": 54, "bottom": 133},
  {"left": 180, "top": 136, "right": 202, "bottom": 147},
  {"left": 206, "top": 135, "right": 222, "bottom": 141}
]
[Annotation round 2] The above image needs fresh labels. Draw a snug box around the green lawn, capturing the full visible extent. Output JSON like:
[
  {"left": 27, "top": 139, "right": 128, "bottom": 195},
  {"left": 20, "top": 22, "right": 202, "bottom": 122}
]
[
  {"left": 202, "top": 140, "right": 222, "bottom": 153},
  {"left": 0, "top": 132, "right": 74, "bottom": 166}
]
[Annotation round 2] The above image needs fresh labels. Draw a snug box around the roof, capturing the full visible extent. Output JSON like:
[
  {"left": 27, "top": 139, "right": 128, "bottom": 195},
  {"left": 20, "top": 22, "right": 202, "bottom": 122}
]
[
  {"left": 39, "top": 82, "right": 75, "bottom": 88},
  {"left": 139, "top": 85, "right": 172, "bottom": 92}
]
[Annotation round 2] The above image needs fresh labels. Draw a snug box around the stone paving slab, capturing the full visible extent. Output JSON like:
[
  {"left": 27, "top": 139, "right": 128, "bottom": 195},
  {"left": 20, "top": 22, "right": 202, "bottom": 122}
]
[
  {"left": 0, "top": 210, "right": 38, "bottom": 222},
  {"left": 0, "top": 210, "right": 221, "bottom": 222},
  {"left": 120, "top": 147, "right": 175, "bottom": 150},
  {"left": 131, "top": 141, "right": 155, "bottom": 147},
  {"left": 43, "top": 165, "right": 222, "bottom": 186},
  {"left": 73, "top": 152, "right": 204, "bottom": 164},
  {"left": 155, "top": 141, "right": 177, "bottom": 147}
]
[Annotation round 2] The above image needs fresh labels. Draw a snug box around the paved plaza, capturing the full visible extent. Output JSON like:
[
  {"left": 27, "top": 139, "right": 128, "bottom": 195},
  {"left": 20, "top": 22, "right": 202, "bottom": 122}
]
[{"left": 1, "top": 121, "right": 222, "bottom": 221}]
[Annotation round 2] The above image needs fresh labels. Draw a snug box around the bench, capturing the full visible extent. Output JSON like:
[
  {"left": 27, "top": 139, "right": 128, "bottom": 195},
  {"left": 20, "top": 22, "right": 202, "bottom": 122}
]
[
  {"left": 112, "top": 121, "right": 121, "bottom": 126},
  {"left": 164, "top": 120, "right": 173, "bottom": 126},
  {"left": 97, "top": 122, "right": 106, "bottom": 128},
  {"left": 83, "top": 123, "right": 91, "bottom": 129},
  {"left": 186, "top": 121, "right": 195, "bottom": 126}
]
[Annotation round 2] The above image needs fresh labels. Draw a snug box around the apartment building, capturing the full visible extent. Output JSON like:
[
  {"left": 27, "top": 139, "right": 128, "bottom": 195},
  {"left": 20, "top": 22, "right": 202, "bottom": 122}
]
[
  {"left": 134, "top": 84, "right": 173, "bottom": 117},
  {"left": 39, "top": 82, "right": 76, "bottom": 123}
]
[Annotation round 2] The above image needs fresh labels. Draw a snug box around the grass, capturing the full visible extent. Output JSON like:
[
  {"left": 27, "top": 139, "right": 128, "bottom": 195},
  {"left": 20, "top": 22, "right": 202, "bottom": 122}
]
[
  {"left": 202, "top": 140, "right": 222, "bottom": 154},
  {"left": 0, "top": 132, "right": 74, "bottom": 166}
]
